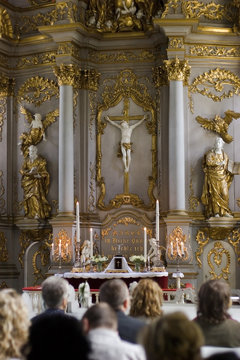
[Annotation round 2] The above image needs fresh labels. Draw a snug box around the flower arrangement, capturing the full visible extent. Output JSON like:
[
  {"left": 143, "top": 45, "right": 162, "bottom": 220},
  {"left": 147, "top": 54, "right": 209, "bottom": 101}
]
[
  {"left": 91, "top": 255, "right": 108, "bottom": 263},
  {"left": 129, "top": 255, "right": 145, "bottom": 264}
]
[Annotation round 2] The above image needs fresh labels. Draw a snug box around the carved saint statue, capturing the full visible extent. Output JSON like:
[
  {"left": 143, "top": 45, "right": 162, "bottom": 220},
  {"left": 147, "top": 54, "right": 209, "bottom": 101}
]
[
  {"left": 148, "top": 238, "right": 162, "bottom": 267},
  {"left": 105, "top": 115, "right": 146, "bottom": 173},
  {"left": 20, "top": 145, "right": 51, "bottom": 219},
  {"left": 201, "top": 137, "right": 233, "bottom": 218},
  {"left": 19, "top": 106, "right": 59, "bottom": 157},
  {"left": 81, "top": 240, "right": 91, "bottom": 265}
]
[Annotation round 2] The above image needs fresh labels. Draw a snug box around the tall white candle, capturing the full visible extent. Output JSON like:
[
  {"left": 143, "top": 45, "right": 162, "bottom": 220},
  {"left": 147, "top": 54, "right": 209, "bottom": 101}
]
[
  {"left": 76, "top": 201, "right": 80, "bottom": 243},
  {"left": 90, "top": 228, "right": 93, "bottom": 258},
  {"left": 144, "top": 227, "right": 147, "bottom": 261},
  {"left": 156, "top": 200, "right": 159, "bottom": 242},
  {"left": 59, "top": 240, "right": 62, "bottom": 257},
  {"left": 170, "top": 241, "right": 173, "bottom": 256}
]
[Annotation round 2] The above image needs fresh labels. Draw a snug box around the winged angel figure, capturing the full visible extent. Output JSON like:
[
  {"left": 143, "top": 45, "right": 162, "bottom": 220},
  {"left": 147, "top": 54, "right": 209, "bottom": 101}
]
[
  {"left": 196, "top": 110, "right": 240, "bottom": 143},
  {"left": 19, "top": 106, "right": 59, "bottom": 157}
]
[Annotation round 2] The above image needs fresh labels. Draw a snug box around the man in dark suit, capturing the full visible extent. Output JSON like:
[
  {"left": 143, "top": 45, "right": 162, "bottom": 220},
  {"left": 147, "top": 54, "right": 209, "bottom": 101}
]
[
  {"left": 99, "top": 279, "right": 145, "bottom": 344},
  {"left": 31, "top": 276, "right": 69, "bottom": 323}
]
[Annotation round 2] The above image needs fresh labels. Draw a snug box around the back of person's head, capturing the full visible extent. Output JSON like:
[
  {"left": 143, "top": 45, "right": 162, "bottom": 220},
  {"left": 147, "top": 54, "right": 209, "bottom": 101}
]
[
  {"left": 130, "top": 279, "right": 163, "bottom": 318},
  {"left": 141, "top": 312, "right": 203, "bottom": 360},
  {"left": 82, "top": 303, "right": 117, "bottom": 332},
  {"left": 206, "top": 352, "right": 240, "bottom": 360},
  {"left": 0, "top": 288, "right": 30, "bottom": 360},
  {"left": 27, "top": 313, "right": 90, "bottom": 360},
  {"left": 41, "top": 276, "right": 69, "bottom": 309},
  {"left": 99, "top": 279, "right": 129, "bottom": 311},
  {"left": 197, "top": 279, "right": 230, "bottom": 323}
]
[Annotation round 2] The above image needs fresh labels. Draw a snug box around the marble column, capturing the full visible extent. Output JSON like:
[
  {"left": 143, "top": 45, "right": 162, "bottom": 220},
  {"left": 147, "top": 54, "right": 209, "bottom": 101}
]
[
  {"left": 54, "top": 64, "right": 76, "bottom": 216},
  {"left": 164, "top": 57, "right": 190, "bottom": 215}
]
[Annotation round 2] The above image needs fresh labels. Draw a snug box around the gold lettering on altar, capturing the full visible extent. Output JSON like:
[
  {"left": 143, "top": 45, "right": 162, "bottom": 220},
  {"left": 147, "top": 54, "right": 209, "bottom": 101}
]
[{"left": 101, "top": 216, "right": 152, "bottom": 259}]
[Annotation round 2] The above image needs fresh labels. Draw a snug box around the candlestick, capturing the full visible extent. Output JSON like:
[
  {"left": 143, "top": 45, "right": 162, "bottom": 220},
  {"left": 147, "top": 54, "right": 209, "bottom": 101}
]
[
  {"left": 144, "top": 227, "right": 147, "bottom": 262},
  {"left": 76, "top": 201, "right": 80, "bottom": 243},
  {"left": 90, "top": 228, "right": 93, "bottom": 258},
  {"left": 156, "top": 200, "right": 159, "bottom": 242},
  {"left": 170, "top": 241, "right": 173, "bottom": 256}
]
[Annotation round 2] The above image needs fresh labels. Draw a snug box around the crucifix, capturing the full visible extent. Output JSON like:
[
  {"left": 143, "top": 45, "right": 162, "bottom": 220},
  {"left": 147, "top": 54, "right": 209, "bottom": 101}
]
[{"left": 105, "top": 98, "right": 146, "bottom": 193}]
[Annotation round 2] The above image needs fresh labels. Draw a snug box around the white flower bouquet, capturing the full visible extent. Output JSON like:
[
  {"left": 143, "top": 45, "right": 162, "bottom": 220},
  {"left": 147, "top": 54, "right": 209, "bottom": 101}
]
[
  {"left": 129, "top": 255, "right": 145, "bottom": 264},
  {"left": 91, "top": 255, "right": 108, "bottom": 263}
]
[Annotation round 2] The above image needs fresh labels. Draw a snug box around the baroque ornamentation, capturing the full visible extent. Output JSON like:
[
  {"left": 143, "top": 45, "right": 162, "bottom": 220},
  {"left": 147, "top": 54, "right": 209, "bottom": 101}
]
[
  {"left": 96, "top": 69, "right": 157, "bottom": 211},
  {"left": 195, "top": 230, "right": 210, "bottom": 268},
  {"left": 169, "top": 37, "right": 184, "bottom": 49},
  {"left": 0, "top": 7, "right": 14, "bottom": 38},
  {"left": 15, "top": 2, "right": 78, "bottom": 37},
  {"left": 0, "top": 74, "right": 14, "bottom": 97},
  {"left": 54, "top": 65, "right": 100, "bottom": 90},
  {"left": 228, "top": 228, "right": 240, "bottom": 264},
  {"left": 188, "top": 166, "right": 200, "bottom": 211},
  {"left": 85, "top": 0, "right": 164, "bottom": 33},
  {"left": 152, "top": 66, "right": 168, "bottom": 88},
  {"left": 189, "top": 45, "right": 240, "bottom": 58},
  {"left": 16, "top": 52, "right": 56, "bottom": 69},
  {"left": 189, "top": 68, "right": 240, "bottom": 113},
  {"left": 167, "top": 226, "right": 189, "bottom": 262},
  {"left": 88, "top": 162, "right": 96, "bottom": 213},
  {"left": 18, "top": 229, "right": 51, "bottom": 268},
  {"left": 164, "top": 57, "right": 190, "bottom": 85},
  {"left": 0, "top": 281, "right": 8, "bottom": 289},
  {"left": 196, "top": 110, "right": 240, "bottom": 144},
  {"left": 0, "top": 232, "right": 8, "bottom": 262},
  {"left": 0, "top": 170, "right": 6, "bottom": 215},
  {"left": 57, "top": 43, "right": 82, "bottom": 62},
  {"left": 0, "top": 98, "right": 6, "bottom": 142},
  {"left": 208, "top": 241, "right": 230, "bottom": 280},
  {"left": 17, "top": 76, "right": 59, "bottom": 106},
  {"left": 75, "top": 69, "right": 100, "bottom": 91},
  {"left": 88, "top": 49, "right": 155, "bottom": 64}
]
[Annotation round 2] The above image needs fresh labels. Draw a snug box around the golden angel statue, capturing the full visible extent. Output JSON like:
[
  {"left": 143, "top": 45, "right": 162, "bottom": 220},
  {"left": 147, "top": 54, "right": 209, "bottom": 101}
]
[
  {"left": 20, "top": 145, "right": 51, "bottom": 219},
  {"left": 201, "top": 137, "right": 233, "bottom": 218},
  {"left": 196, "top": 110, "right": 240, "bottom": 144},
  {"left": 19, "top": 106, "right": 59, "bottom": 157}
]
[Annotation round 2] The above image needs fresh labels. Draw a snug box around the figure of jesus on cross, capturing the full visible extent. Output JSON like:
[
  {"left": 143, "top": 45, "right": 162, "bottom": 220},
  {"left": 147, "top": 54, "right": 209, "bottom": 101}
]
[{"left": 105, "top": 114, "right": 146, "bottom": 173}]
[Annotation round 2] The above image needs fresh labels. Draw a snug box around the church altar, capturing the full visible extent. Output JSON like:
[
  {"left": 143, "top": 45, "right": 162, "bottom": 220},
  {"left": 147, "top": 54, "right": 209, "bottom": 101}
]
[{"left": 57, "top": 271, "right": 168, "bottom": 290}]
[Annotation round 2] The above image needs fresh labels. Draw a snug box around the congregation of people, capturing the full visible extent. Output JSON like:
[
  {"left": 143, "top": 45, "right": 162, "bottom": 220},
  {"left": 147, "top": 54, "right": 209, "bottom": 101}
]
[{"left": 1, "top": 277, "right": 240, "bottom": 360}]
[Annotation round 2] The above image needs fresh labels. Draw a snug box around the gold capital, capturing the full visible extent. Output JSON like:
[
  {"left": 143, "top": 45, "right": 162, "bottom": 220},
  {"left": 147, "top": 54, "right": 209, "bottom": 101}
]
[
  {"left": 53, "top": 64, "right": 78, "bottom": 86},
  {"left": 0, "top": 74, "right": 14, "bottom": 97},
  {"left": 164, "top": 57, "right": 190, "bottom": 85}
]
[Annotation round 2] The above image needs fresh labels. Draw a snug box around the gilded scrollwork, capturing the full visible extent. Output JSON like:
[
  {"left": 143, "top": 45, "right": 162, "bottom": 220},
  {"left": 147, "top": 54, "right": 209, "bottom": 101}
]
[
  {"left": 0, "top": 232, "right": 8, "bottom": 262},
  {"left": 0, "top": 170, "right": 6, "bottom": 215},
  {"left": 15, "top": 2, "right": 78, "bottom": 37},
  {"left": 161, "top": 0, "right": 181, "bottom": 18},
  {"left": 96, "top": 69, "right": 157, "bottom": 211},
  {"left": 17, "top": 76, "right": 59, "bottom": 106},
  {"left": 169, "top": 37, "right": 184, "bottom": 49},
  {"left": 0, "top": 98, "right": 6, "bottom": 142},
  {"left": 189, "top": 68, "right": 240, "bottom": 113},
  {"left": 164, "top": 57, "right": 190, "bottom": 85},
  {"left": 88, "top": 49, "right": 155, "bottom": 64},
  {"left": 88, "top": 161, "right": 96, "bottom": 213},
  {"left": 58, "top": 43, "right": 82, "bottom": 62},
  {"left": 116, "top": 216, "right": 138, "bottom": 226},
  {"left": 54, "top": 65, "right": 100, "bottom": 90},
  {"left": 152, "top": 66, "right": 168, "bottom": 88},
  {"left": 228, "top": 228, "right": 240, "bottom": 264},
  {"left": 16, "top": 52, "right": 56, "bottom": 69},
  {"left": 75, "top": 69, "right": 100, "bottom": 91},
  {"left": 0, "top": 74, "right": 14, "bottom": 97},
  {"left": 207, "top": 241, "right": 230, "bottom": 280},
  {"left": 195, "top": 230, "right": 210, "bottom": 268},
  {"left": 189, "top": 45, "right": 240, "bottom": 58},
  {"left": 0, "top": 7, "right": 14, "bottom": 39}
]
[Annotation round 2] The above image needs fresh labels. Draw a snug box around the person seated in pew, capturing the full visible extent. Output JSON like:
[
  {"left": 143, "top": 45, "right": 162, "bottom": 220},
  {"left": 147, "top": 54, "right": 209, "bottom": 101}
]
[
  {"left": 31, "top": 276, "right": 69, "bottom": 323},
  {"left": 82, "top": 302, "right": 146, "bottom": 360},
  {"left": 130, "top": 279, "right": 163, "bottom": 322},
  {"left": 99, "top": 279, "right": 146, "bottom": 344},
  {"left": 194, "top": 279, "right": 240, "bottom": 347},
  {"left": 0, "top": 288, "right": 30, "bottom": 360},
  {"left": 140, "top": 311, "right": 203, "bottom": 360},
  {"left": 26, "top": 312, "right": 90, "bottom": 360}
]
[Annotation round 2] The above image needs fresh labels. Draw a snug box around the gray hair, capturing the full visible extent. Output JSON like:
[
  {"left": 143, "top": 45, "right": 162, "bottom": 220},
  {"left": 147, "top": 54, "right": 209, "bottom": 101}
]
[
  {"left": 42, "top": 276, "right": 69, "bottom": 309},
  {"left": 99, "top": 279, "right": 129, "bottom": 310}
]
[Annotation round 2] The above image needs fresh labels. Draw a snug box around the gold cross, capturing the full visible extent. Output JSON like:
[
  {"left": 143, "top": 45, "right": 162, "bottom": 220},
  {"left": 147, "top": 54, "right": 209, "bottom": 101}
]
[{"left": 108, "top": 98, "right": 144, "bottom": 124}]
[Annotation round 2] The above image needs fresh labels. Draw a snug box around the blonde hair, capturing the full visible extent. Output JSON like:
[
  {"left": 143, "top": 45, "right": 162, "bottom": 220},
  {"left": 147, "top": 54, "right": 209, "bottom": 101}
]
[
  {"left": 0, "top": 289, "right": 30, "bottom": 360},
  {"left": 130, "top": 279, "right": 163, "bottom": 319}
]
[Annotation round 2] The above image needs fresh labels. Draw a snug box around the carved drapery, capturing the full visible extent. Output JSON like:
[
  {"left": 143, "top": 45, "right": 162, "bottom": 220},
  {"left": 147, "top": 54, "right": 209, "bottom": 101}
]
[{"left": 96, "top": 69, "right": 157, "bottom": 211}]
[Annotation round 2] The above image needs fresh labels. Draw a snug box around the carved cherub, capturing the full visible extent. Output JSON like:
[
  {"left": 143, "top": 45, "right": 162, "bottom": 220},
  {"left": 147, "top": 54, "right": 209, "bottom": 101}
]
[
  {"left": 196, "top": 110, "right": 240, "bottom": 143},
  {"left": 19, "top": 106, "right": 59, "bottom": 157}
]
